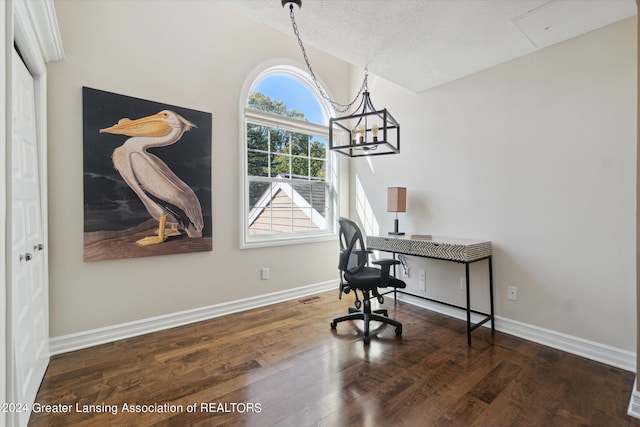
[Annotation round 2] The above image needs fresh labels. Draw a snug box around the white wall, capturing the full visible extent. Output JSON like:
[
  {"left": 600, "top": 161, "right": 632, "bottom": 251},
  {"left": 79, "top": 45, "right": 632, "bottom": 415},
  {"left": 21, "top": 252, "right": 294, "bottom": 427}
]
[
  {"left": 46, "top": 0, "right": 350, "bottom": 337},
  {"left": 351, "top": 17, "right": 637, "bottom": 352}
]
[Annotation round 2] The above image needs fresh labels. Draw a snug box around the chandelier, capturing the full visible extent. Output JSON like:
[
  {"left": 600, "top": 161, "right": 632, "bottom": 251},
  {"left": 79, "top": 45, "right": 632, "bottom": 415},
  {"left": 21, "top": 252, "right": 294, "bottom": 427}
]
[{"left": 282, "top": 0, "right": 400, "bottom": 157}]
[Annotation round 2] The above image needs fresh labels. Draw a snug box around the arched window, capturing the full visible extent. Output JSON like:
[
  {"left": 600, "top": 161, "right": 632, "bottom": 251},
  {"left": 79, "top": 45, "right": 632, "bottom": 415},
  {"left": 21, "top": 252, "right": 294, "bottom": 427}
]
[{"left": 241, "top": 65, "right": 337, "bottom": 247}]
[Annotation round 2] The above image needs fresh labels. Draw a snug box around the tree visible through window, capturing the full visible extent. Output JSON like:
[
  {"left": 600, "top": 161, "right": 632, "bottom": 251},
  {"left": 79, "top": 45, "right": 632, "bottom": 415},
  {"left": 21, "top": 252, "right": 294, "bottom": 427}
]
[{"left": 242, "top": 69, "right": 335, "bottom": 246}]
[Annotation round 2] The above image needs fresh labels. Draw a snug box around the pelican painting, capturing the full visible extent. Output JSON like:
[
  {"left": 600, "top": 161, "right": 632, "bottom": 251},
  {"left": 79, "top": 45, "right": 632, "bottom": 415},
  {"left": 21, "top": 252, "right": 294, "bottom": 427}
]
[
  {"left": 100, "top": 110, "right": 204, "bottom": 246},
  {"left": 82, "top": 87, "right": 212, "bottom": 261}
]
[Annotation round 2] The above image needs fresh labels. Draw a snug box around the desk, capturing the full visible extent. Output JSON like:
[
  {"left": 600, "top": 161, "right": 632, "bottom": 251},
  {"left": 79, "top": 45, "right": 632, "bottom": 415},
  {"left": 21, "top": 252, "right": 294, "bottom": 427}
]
[{"left": 367, "top": 235, "right": 494, "bottom": 345}]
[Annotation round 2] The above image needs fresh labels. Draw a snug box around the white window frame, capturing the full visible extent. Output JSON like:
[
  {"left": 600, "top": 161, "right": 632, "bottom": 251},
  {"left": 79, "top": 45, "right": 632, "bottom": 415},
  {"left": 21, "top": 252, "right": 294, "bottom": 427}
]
[{"left": 240, "top": 64, "right": 339, "bottom": 249}]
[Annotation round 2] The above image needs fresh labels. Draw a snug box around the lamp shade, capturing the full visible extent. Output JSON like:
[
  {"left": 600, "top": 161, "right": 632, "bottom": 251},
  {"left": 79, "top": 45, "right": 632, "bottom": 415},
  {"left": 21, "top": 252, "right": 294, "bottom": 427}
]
[{"left": 387, "top": 187, "right": 407, "bottom": 213}]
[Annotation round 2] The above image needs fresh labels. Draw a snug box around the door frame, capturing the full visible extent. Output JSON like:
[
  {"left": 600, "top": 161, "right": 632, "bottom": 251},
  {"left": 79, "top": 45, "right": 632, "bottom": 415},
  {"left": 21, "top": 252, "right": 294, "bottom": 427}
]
[
  {"left": 1, "top": 2, "right": 8, "bottom": 425},
  {"left": 2, "top": 1, "right": 63, "bottom": 426}
]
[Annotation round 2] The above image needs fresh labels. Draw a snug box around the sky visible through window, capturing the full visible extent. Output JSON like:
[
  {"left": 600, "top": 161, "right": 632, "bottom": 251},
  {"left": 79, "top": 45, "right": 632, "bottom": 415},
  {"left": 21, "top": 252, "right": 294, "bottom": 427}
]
[{"left": 252, "top": 75, "right": 326, "bottom": 125}]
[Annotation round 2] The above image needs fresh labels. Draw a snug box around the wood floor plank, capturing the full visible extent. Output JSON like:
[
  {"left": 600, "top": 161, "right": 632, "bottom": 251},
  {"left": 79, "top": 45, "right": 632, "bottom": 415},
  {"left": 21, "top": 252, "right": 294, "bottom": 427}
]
[{"left": 28, "top": 290, "right": 640, "bottom": 426}]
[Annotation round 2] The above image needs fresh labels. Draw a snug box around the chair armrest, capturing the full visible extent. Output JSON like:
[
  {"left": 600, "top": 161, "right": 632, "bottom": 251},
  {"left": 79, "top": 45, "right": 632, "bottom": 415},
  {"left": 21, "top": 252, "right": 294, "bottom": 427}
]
[{"left": 372, "top": 259, "right": 401, "bottom": 287}]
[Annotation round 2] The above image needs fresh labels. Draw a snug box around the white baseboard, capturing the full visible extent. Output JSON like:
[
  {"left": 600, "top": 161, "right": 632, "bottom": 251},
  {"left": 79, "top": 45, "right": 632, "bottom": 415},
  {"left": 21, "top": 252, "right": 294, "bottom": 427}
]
[
  {"left": 49, "top": 280, "right": 338, "bottom": 356},
  {"left": 497, "top": 314, "right": 636, "bottom": 372},
  {"left": 51, "top": 281, "right": 636, "bottom": 375},
  {"left": 628, "top": 377, "right": 640, "bottom": 419},
  {"left": 397, "top": 293, "right": 636, "bottom": 373}
]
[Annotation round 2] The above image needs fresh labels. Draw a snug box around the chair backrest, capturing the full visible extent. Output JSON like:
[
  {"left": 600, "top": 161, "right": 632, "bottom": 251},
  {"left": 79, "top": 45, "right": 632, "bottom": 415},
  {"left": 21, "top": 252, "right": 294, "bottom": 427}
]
[{"left": 338, "top": 217, "right": 367, "bottom": 276}]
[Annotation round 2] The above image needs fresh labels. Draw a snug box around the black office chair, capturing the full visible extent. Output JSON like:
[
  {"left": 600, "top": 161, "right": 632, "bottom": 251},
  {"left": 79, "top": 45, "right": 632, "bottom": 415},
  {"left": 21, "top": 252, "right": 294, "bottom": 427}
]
[{"left": 330, "top": 217, "right": 406, "bottom": 344}]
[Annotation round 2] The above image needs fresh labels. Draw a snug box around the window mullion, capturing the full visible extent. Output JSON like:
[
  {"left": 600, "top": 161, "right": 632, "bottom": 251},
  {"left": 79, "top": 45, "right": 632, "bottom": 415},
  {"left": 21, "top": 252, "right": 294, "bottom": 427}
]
[
  {"left": 307, "top": 135, "right": 311, "bottom": 181},
  {"left": 269, "top": 180, "right": 274, "bottom": 234},
  {"left": 289, "top": 132, "right": 293, "bottom": 231},
  {"left": 289, "top": 131, "right": 292, "bottom": 177},
  {"left": 308, "top": 139, "right": 313, "bottom": 228},
  {"left": 268, "top": 128, "right": 272, "bottom": 178},
  {"left": 268, "top": 129, "right": 272, "bottom": 232}
]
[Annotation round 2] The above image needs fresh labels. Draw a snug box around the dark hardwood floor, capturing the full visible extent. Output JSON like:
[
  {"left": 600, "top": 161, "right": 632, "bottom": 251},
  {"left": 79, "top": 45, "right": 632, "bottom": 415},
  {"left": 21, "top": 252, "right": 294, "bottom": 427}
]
[{"left": 30, "top": 290, "right": 639, "bottom": 426}]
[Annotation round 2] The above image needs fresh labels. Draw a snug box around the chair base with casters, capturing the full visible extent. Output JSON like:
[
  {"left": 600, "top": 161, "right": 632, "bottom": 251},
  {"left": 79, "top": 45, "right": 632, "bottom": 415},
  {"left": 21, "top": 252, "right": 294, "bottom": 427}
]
[
  {"left": 330, "top": 288, "right": 402, "bottom": 345},
  {"left": 331, "top": 217, "right": 406, "bottom": 345}
]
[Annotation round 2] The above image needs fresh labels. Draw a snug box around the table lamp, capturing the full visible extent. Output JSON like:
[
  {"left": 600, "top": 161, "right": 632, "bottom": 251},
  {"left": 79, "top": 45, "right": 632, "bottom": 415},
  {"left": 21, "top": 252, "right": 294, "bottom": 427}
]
[{"left": 387, "top": 187, "right": 406, "bottom": 235}]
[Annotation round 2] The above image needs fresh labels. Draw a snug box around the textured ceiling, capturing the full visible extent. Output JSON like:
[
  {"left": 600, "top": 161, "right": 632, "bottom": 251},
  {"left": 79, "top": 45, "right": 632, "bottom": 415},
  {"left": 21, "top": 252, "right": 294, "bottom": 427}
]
[{"left": 219, "top": 0, "right": 636, "bottom": 93}]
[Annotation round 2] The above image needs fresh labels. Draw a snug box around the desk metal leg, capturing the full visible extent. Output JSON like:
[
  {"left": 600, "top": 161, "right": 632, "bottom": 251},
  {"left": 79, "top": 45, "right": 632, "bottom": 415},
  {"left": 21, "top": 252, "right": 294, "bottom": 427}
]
[
  {"left": 376, "top": 247, "right": 493, "bottom": 346},
  {"left": 465, "top": 262, "right": 471, "bottom": 346},
  {"left": 392, "top": 252, "right": 398, "bottom": 301},
  {"left": 489, "top": 256, "right": 495, "bottom": 331}
]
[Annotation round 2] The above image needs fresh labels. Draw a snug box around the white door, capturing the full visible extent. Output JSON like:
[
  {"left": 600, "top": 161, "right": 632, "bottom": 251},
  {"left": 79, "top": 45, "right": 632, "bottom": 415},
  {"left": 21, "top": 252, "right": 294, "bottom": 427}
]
[{"left": 10, "top": 48, "right": 49, "bottom": 427}]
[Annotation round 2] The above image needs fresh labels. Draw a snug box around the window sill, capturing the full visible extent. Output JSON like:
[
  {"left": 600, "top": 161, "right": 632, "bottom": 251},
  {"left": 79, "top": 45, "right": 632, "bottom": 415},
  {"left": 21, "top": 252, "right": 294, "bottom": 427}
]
[{"left": 240, "top": 232, "right": 337, "bottom": 249}]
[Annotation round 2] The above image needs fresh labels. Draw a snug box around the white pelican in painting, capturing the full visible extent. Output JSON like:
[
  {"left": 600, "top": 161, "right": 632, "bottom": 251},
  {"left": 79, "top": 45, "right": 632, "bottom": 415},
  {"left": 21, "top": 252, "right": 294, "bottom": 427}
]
[{"left": 100, "top": 110, "right": 204, "bottom": 246}]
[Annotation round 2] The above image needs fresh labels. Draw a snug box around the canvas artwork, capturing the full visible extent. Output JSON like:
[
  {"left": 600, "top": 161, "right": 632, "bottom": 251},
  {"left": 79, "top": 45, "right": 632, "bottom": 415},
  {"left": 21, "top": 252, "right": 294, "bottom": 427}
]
[{"left": 82, "top": 87, "right": 213, "bottom": 261}]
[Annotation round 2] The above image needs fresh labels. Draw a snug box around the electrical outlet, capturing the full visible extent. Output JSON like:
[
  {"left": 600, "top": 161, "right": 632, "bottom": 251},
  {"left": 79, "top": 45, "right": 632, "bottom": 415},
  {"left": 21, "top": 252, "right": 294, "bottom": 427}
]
[
  {"left": 418, "top": 269, "right": 426, "bottom": 291},
  {"left": 261, "top": 267, "right": 269, "bottom": 280},
  {"left": 507, "top": 285, "right": 518, "bottom": 301},
  {"left": 460, "top": 276, "right": 466, "bottom": 290}
]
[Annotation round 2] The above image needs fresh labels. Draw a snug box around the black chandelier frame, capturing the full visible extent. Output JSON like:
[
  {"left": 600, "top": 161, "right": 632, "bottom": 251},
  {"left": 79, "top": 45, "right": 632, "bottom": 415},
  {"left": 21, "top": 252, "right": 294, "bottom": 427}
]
[{"left": 282, "top": 0, "right": 401, "bottom": 158}]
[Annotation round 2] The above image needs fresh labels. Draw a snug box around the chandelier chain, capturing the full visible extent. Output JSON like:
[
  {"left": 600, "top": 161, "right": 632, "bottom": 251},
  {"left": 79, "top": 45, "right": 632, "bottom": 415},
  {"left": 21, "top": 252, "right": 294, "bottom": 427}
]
[{"left": 289, "top": 5, "right": 367, "bottom": 114}]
